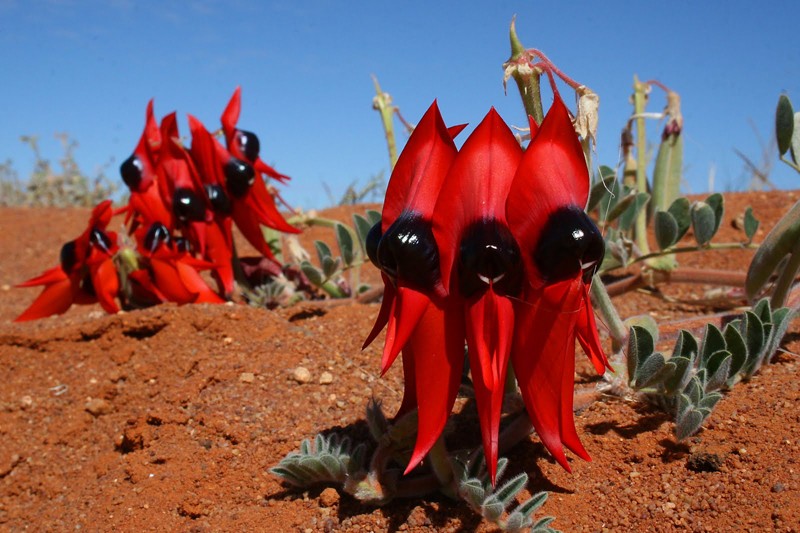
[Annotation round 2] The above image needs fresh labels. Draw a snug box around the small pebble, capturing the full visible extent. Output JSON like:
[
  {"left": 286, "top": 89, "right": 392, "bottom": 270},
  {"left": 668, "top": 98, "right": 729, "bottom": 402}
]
[
  {"left": 239, "top": 372, "right": 255, "bottom": 383},
  {"left": 319, "top": 487, "right": 340, "bottom": 507},
  {"left": 319, "top": 372, "right": 333, "bottom": 385},
  {"left": 293, "top": 367, "right": 312, "bottom": 384},
  {"left": 85, "top": 398, "right": 113, "bottom": 417},
  {"left": 223, "top": 337, "right": 233, "bottom": 345},
  {"left": 772, "top": 482, "right": 785, "bottom": 493}
]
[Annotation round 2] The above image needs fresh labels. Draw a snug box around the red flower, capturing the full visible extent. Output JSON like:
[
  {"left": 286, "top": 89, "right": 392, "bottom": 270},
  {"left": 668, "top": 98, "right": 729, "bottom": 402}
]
[
  {"left": 505, "top": 93, "right": 609, "bottom": 471},
  {"left": 16, "top": 200, "right": 120, "bottom": 321},
  {"left": 431, "top": 108, "right": 523, "bottom": 483},
  {"left": 364, "top": 101, "right": 468, "bottom": 473},
  {"left": 219, "top": 87, "right": 300, "bottom": 257}
]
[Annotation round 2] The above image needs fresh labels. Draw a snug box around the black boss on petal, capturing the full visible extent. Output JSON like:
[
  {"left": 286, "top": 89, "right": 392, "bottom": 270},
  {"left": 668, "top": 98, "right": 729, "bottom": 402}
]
[
  {"left": 365, "top": 222, "right": 382, "bottom": 267},
  {"left": 534, "top": 205, "right": 604, "bottom": 284},
  {"left": 235, "top": 129, "right": 261, "bottom": 163},
  {"left": 89, "top": 228, "right": 113, "bottom": 254},
  {"left": 144, "top": 223, "right": 171, "bottom": 253},
  {"left": 204, "top": 184, "right": 232, "bottom": 215},
  {"left": 375, "top": 212, "right": 441, "bottom": 291},
  {"left": 120, "top": 154, "right": 145, "bottom": 190},
  {"left": 459, "top": 219, "right": 522, "bottom": 297},
  {"left": 60, "top": 240, "right": 78, "bottom": 273},
  {"left": 224, "top": 158, "right": 256, "bottom": 198},
  {"left": 173, "top": 188, "right": 206, "bottom": 222}
]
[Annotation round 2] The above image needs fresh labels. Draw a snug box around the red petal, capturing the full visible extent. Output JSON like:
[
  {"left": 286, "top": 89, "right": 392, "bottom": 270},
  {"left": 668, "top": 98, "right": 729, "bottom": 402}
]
[
  {"left": 511, "top": 279, "right": 589, "bottom": 471},
  {"left": 231, "top": 201, "right": 276, "bottom": 259},
  {"left": 380, "top": 285, "right": 430, "bottom": 375},
  {"left": 465, "top": 289, "right": 514, "bottom": 484},
  {"left": 15, "top": 278, "right": 75, "bottom": 321},
  {"left": 91, "top": 258, "right": 120, "bottom": 314},
  {"left": 362, "top": 274, "right": 394, "bottom": 350},
  {"left": 254, "top": 159, "right": 291, "bottom": 183},
  {"left": 506, "top": 94, "right": 590, "bottom": 286},
  {"left": 221, "top": 86, "right": 242, "bottom": 141},
  {"left": 17, "top": 266, "right": 68, "bottom": 287},
  {"left": 381, "top": 101, "right": 458, "bottom": 229},
  {"left": 188, "top": 114, "right": 226, "bottom": 187},
  {"left": 175, "top": 261, "right": 225, "bottom": 304},
  {"left": 433, "top": 107, "right": 522, "bottom": 293},
  {"left": 404, "top": 297, "right": 466, "bottom": 473},
  {"left": 576, "top": 285, "right": 610, "bottom": 374},
  {"left": 248, "top": 178, "right": 300, "bottom": 234}
]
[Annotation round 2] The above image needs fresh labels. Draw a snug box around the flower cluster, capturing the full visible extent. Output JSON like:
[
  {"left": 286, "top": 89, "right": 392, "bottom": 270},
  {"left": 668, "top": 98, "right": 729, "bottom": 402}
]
[
  {"left": 16, "top": 88, "right": 297, "bottom": 321},
  {"left": 364, "top": 89, "right": 610, "bottom": 483}
]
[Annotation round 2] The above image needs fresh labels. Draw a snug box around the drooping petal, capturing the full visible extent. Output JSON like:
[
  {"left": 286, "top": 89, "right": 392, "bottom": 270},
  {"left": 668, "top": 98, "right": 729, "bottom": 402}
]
[
  {"left": 576, "top": 285, "right": 610, "bottom": 374},
  {"left": 404, "top": 297, "right": 466, "bottom": 473},
  {"left": 221, "top": 86, "right": 242, "bottom": 141},
  {"left": 91, "top": 258, "right": 120, "bottom": 314},
  {"left": 511, "top": 279, "right": 589, "bottom": 471},
  {"left": 362, "top": 274, "right": 395, "bottom": 350},
  {"left": 15, "top": 277, "right": 75, "bottom": 322},
  {"left": 16, "top": 266, "right": 68, "bottom": 288},
  {"left": 380, "top": 285, "right": 431, "bottom": 375}
]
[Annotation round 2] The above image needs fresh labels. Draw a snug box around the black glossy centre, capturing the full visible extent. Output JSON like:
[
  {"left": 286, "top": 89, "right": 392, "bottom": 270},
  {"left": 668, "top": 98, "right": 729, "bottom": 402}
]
[
  {"left": 533, "top": 206, "right": 604, "bottom": 284},
  {"left": 144, "top": 223, "right": 171, "bottom": 253},
  {"left": 120, "top": 154, "right": 145, "bottom": 191},
  {"left": 224, "top": 158, "right": 256, "bottom": 198},
  {"left": 235, "top": 129, "right": 260, "bottom": 163},
  {"left": 204, "top": 184, "right": 232, "bottom": 215},
  {"left": 89, "top": 228, "right": 113, "bottom": 254},
  {"left": 60, "top": 240, "right": 78, "bottom": 273},
  {"left": 173, "top": 187, "right": 206, "bottom": 222},
  {"left": 459, "top": 219, "right": 522, "bottom": 297},
  {"left": 374, "top": 212, "right": 440, "bottom": 292}
]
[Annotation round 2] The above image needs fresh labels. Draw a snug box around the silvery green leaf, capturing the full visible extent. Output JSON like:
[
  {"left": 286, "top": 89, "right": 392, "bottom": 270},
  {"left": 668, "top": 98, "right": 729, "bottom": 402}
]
[
  {"left": 482, "top": 495, "right": 505, "bottom": 522},
  {"left": 691, "top": 201, "right": 716, "bottom": 245},
  {"left": 676, "top": 408, "right": 705, "bottom": 440},
  {"left": 663, "top": 356, "right": 692, "bottom": 396},
  {"left": 743, "top": 207, "right": 759, "bottom": 243},
  {"left": 315, "top": 241, "right": 333, "bottom": 264},
  {"left": 654, "top": 210, "right": 679, "bottom": 250},
  {"left": 672, "top": 330, "right": 699, "bottom": 360},
  {"left": 705, "top": 193, "right": 725, "bottom": 236},
  {"left": 618, "top": 192, "right": 651, "bottom": 232},
  {"left": 792, "top": 112, "right": 800, "bottom": 165},
  {"left": 776, "top": 94, "right": 794, "bottom": 156},
  {"left": 633, "top": 352, "right": 667, "bottom": 389},
  {"left": 740, "top": 311, "right": 766, "bottom": 376},
  {"left": 753, "top": 298, "right": 772, "bottom": 323},
  {"left": 684, "top": 376, "right": 703, "bottom": 405},
  {"left": 366, "top": 209, "right": 382, "bottom": 226},
  {"left": 353, "top": 214, "right": 373, "bottom": 256},
  {"left": 495, "top": 473, "right": 528, "bottom": 506},
  {"left": 703, "top": 350, "right": 732, "bottom": 392},
  {"left": 627, "top": 326, "right": 655, "bottom": 384},
  {"left": 745, "top": 199, "right": 800, "bottom": 299},
  {"left": 700, "top": 324, "right": 726, "bottom": 365},
  {"left": 321, "top": 255, "right": 341, "bottom": 279},
  {"left": 335, "top": 223, "right": 356, "bottom": 267},
  {"left": 668, "top": 197, "right": 692, "bottom": 241},
  {"left": 699, "top": 392, "right": 723, "bottom": 411},
  {"left": 723, "top": 323, "right": 748, "bottom": 382}
]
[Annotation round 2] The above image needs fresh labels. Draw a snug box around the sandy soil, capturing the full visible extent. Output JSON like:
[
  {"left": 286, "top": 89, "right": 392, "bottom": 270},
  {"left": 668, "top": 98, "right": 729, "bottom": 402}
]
[{"left": 0, "top": 191, "right": 798, "bottom": 532}]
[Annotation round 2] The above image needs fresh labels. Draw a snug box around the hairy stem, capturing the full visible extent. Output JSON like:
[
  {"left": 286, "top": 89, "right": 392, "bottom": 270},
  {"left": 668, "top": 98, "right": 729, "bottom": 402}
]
[
  {"left": 770, "top": 237, "right": 800, "bottom": 308},
  {"left": 632, "top": 76, "right": 651, "bottom": 256},
  {"left": 605, "top": 267, "right": 748, "bottom": 297},
  {"left": 371, "top": 75, "right": 398, "bottom": 169},
  {"left": 590, "top": 276, "right": 628, "bottom": 351},
  {"left": 508, "top": 19, "right": 544, "bottom": 125}
]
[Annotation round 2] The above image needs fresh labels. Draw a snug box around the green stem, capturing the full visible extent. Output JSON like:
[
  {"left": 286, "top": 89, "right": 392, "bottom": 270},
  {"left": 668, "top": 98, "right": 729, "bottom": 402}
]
[
  {"left": 590, "top": 275, "right": 628, "bottom": 351},
  {"left": 780, "top": 155, "right": 800, "bottom": 173},
  {"left": 371, "top": 75, "right": 398, "bottom": 169},
  {"left": 632, "top": 76, "right": 651, "bottom": 256},
  {"left": 627, "top": 241, "right": 759, "bottom": 267},
  {"left": 508, "top": 19, "right": 544, "bottom": 125}
]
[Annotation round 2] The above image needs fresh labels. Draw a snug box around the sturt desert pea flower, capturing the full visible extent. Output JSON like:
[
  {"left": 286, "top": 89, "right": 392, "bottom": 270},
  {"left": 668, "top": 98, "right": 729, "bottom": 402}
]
[
  {"left": 218, "top": 87, "right": 300, "bottom": 258},
  {"left": 16, "top": 200, "right": 120, "bottom": 321},
  {"left": 505, "top": 92, "right": 609, "bottom": 471},
  {"left": 119, "top": 100, "right": 171, "bottom": 232},
  {"left": 187, "top": 114, "right": 236, "bottom": 296},
  {"left": 431, "top": 108, "right": 523, "bottom": 484},
  {"left": 364, "top": 101, "right": 468, "bottom": 474},
  {"left": 134, "top": 222, "right": 225, "bottom": 305}
]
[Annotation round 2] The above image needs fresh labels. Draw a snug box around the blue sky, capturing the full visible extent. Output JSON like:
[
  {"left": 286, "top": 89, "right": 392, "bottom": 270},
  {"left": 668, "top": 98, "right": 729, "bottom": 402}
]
[{"left": 1, "top": 1, "right": 799, "bottom": 209}]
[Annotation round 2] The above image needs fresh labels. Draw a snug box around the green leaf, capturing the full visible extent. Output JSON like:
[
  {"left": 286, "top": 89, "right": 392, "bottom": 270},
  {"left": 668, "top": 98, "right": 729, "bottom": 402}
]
[
  {"left": 335, "top": 223, "right": 356, "bottom": 267},
  {"left": 495, "top": 473, "right": 528, "bottom": 506},
  {"left": 699, "top": 391, "right": 723, "bottom": 411},
  {"left": 366, "top": 209, "right": 382, "bottom": 226},
  {"left": 676, "top": 408, "right": 705, "bottom": 440},
  {"left": 618, "top": 192, "right": 651, "bottom": 232},
  {"left": 605, "top": 190, "right": 637, "bottom": 223},
  {"left": 623, "top": 314, "right": 660, "bottom": 343},
  {"left": 743, "top": 207, "right": 759, "bottom": 243},
  {"left": 740, "top": 311, "right": 766, "bottom": 376},
  {"left": 321, "top": 255, "right": 341, "bottom": 279},
  {"left": 776, "top": 94, "right": 794, "bottom": 156},
  {"left": 482, "top": 495, "right": 505, "bottom": 522},
  {"left": 705, "top": 193, "right": 724, "bottom": 236},
  {"left": 673, "top": 330, "right": 699, "bottom": 360},
  {"left": 353, "top": 214, "right": 373, "bottom": 256},
  {"left": 685, "top": 376, "right": 703, "bottom": 405},
  {"left": 300, "top": 261, "right": 324, "bottom": 287},
  {"left": 691, "top": 201, "right": 716, "bottom": 245},
  {"left": 514, "top": 491, "right": 549, "bottom": 518},
  {"left": 654, "top": 210, "right": 679, "bottom": 250},
  {"left": 700, "top": 324, "right": 726, "bottom": 365},
  {"left": 663, "top": 355, "right": 693, "bottom": 395},
  {"left": 627, "top": 325, "right": 655, "bottom": 384},
  {"left": 667, "top": 197, "right": 692, "bottom": 242},
  {"left": 762, "top": 306, "right": 798, "bottom": 365},
  {"left": 703, "top": 350, "right": 732, "bottom": 392},
  {"left": 633, "top": 352, "right": 667, "bottom": 389},
  {"left": 723, "top": 323, "right": 748, "bottom": 381},
  {"left": 753, "top": 298, "right": 772, "bottom": 324},
  {"left": 792, "top": 112, "right": 800, "bottom": 165},
  {"left": 745, "top": 199, "right": 800, "bottom": 299},
  {"left": 315, "top": 241, "right": 333, "bottom": 264},
  {"left": 651, "top": 130, "right": 683, "bottom": 212}
]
